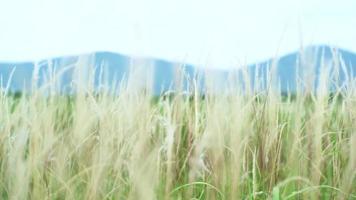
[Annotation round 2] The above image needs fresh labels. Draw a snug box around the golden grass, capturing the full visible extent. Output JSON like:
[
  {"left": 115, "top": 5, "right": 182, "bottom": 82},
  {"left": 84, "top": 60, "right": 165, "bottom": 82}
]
[{"left": 0, "top": 57, "right": 355, "bottom": 199}]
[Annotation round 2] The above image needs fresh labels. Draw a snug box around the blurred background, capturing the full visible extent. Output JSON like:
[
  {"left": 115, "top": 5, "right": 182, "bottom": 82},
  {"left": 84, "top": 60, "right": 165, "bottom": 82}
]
[{"left": 0, "top": 0, "right": 355, "bottom": 68}]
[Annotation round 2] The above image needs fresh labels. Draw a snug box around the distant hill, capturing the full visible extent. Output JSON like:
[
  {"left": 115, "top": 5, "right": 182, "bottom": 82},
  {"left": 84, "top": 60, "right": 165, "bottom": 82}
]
[
  {"left": 0, "top": 52, "right": 198, "bottom": 94},
  {"left": 1, "top": 45, "right": 356, "bottom": 94},
  {"left": 248, "top": 45, "right": 356, "bottom": 92}
]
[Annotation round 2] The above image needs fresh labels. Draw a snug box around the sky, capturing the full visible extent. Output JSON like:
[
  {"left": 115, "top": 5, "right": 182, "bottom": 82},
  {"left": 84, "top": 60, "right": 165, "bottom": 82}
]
[{"left": 0, "top": 0, "right": 355, "bottom": 68}]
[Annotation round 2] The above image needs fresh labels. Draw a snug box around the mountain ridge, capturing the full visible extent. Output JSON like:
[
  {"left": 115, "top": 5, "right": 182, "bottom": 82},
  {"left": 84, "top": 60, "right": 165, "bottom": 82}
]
[{"left": 1, "top": 45, "right": 356, "bottom": 94}]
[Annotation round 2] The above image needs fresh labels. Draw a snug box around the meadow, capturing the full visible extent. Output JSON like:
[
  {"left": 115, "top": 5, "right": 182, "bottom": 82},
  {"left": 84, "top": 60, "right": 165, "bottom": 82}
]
[{"left": 0, "top": 66, "right": 355, "bottom": 200}]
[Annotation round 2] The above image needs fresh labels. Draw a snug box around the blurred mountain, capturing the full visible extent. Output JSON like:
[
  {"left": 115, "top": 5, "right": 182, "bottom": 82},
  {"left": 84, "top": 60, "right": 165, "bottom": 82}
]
[
  {"left": 1, "top": 45, "right": 356, "bottom": 94},
  {"left": 248, "top": 45, "right": 356, "bottom": 93},
  {"left": 0, "top": 52, "right": 199, "bottom": 94}
]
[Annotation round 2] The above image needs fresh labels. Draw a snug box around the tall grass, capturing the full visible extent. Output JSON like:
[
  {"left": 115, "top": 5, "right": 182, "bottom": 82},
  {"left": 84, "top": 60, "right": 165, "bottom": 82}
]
[{"left": 0, "top": 54, "right": 355, "bottom": 199}]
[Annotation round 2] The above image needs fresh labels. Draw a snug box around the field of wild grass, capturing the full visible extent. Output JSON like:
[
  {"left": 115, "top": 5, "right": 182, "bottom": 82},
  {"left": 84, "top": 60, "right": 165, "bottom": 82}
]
[
  {"left": 0, "top": 58, "right": 356, "bottom": 199},
  {"left": 0, "top": 87, "right": 355, "bottom": 200}
]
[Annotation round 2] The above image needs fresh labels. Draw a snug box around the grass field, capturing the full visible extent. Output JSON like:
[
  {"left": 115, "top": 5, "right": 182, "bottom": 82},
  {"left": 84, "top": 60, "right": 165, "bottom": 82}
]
[{"left": 0, "top": 68, "right": 355, "bottom": 200}]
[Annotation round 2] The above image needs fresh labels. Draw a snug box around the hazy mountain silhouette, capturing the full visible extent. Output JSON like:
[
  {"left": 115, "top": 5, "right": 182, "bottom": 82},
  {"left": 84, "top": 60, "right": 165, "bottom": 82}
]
[
  {"left": 0, "top": 52, "right": 199, "bottom": 94},
  {"left": 1, "top": 45, "right": 356, "bottom": 94},
  {"left": 248, "top": 45, "right": 356, "bottom": 92}
]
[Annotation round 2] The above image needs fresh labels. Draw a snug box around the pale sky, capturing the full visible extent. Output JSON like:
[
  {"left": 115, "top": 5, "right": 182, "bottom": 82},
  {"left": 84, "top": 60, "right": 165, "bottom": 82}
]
[{"left": 0, "top": 0, "right": 355, "bottom": 68}]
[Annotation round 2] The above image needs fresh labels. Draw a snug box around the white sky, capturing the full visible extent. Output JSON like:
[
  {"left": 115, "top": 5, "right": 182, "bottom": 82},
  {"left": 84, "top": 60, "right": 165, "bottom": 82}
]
[{"left": 0, "top": 0, "right": 355, "bottom": 68}]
